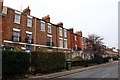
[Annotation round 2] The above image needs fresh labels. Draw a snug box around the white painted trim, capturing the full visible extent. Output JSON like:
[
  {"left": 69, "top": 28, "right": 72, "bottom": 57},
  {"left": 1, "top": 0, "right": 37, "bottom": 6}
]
[
  {"left": 41, "top": 20, "right": 45, "bottom": 23},
  {"left": 27, "top": 15, "right": 32, "bottom": 19},
  {"left": 64, "top": 39, "right": 67, "bottom": 49},
  {"left": 13, "top": 28, "right": 20, "bottom": 32},
  {"left": 74, "top": 35, "right": 77, "bottom": 41},
  {"left": 59, "top": 27, "right": 62, "bottom": 30},
  {"left": 25, "top": 50, "right": 30, "bottom": 53},
  {"left": 4, "top": 40, "right": 26, "bottom": 44},
  {"left": 64, "top": 29, "right": 67, "bottom": 37},
  {"left": 21, "top": 47, "right": 26, "bottom": 50},
  {"left": 4, "top": 40, "right": 71, "bottom": 51},
  {"left": 26, "top": 31, "right": 32, "bottom": 34},
  {"left": 2, "top": 6, "right": 8, "bottom": 14},
  {"left": 47, "top": 34, "right": 52, "bottom": 37},
  {"left": 15, "top": 11, "right": 21, "bottom": 14},
  {"left": 48, "top": 23, "right": 51, "bottom": 26},
  {"left": 64, "top": 29, "right": 67, "bottom": 33},
  {"left": 47, "top": 23, "right": 51, "bottom": 33},
  {"left": 59, "top": 37, "right": 63, "bottom": 40},
  {"left": 57, "top": 47, "right": 71, "bottom": 50},
  {"left": 64, "top": 39, "right": 67, "bottom": 41},
  {"left": 59, "top": 27, "right": 62, "bottom": 37}
]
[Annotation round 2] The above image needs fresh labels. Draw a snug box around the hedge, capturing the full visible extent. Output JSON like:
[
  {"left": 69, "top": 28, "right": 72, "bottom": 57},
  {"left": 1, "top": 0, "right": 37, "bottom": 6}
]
[
  {"left": 72, "top": 56, "right": 83, "bottom": 61},
  {"left": 2, "top": 50, "right": 30, "bottom": 78},
  {"left": 112, "top": 56, "right": 119, "bottom": 60},
  {"left": 72, "top": 56, "right": 110, "bottom": 67},
  {"left": 31, "top": 51, "right": 66, "bottom": 74}
]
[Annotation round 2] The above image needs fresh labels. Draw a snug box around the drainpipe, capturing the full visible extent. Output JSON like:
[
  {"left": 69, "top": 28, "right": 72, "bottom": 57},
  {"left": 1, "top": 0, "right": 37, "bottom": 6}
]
[
  {"left": 29, "top": 18, "right": 36, "bottom": 73},
  {"left": 56, "top": 26, "right": 58, "bottom": 52},
  {"left": 70, "top": 32, "right": 72, "bottom": 60},
  {"left": 34, "top": 18, "right": 36, "bottom": 51}
]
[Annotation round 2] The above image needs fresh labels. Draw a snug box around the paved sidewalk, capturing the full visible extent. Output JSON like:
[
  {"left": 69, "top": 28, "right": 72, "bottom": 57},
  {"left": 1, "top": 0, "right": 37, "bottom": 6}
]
[{"left": 29, "top": 61, "right": 118, "bottom": 79}]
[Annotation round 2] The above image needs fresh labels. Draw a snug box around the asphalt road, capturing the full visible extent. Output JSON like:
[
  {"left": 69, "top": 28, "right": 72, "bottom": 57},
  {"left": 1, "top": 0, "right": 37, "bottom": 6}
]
[{"left": 59, "top": 61, "right": 118, "bottom": 79}]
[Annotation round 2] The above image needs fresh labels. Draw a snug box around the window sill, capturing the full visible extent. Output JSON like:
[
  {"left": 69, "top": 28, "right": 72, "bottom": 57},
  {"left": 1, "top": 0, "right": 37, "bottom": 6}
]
[
  {"left": 41, "top": 30, "right": 45, "bottom": 32},
  {"left": 48, "top": 32, "right": 52, "bottom": 34},
  {"left": 27, "top": 25, "right": 32, "bottom": 28},
  {"left": 14, "top": 22, "right": 20, "bottom": 24}
]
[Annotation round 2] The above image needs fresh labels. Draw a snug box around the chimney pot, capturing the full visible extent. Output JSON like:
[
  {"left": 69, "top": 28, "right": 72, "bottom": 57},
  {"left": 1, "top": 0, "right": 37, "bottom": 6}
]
[
  {"left": 56, "top": 22, "right": 63, "bottom": 27},
  {"left": 75, "top": 31, "right": 82, "bottom": 37},
  {"left": 23, "top": 6, "right": 31, "bottom": 15},
  {"left": 68, "top": 28, "right": 74, "bottom": 33},
  {"left": 42, "top": 15, "right": 50, "bottom": 23}
]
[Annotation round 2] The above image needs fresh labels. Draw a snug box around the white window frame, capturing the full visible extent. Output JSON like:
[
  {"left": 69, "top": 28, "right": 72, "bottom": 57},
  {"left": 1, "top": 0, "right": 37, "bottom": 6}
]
[
  {"left": 41, "top": 20, "right": 45, "bottom": 31},
  {"left": 14, "top": 11, "right": 21, "bottom": 24},
  {"left": 26, "top": 31, "right": 32, "bottom": 43},
  {"left": 47, "top": 34, "right": 52, "bottom": 46},
  {"left": 75, "top": 44, "right": 77, "bottom": 50},
  {"left": 59, "top": 27, "right": 62, "bottom": 37},
  {"left": 74, "top": 35, "right": 77, "bottom": 41},
  {"left": 26, "top": 31, "right": 32, "bottom": 34},
  {"left": 48, "top": 23, "right": 51, "bottom": 33},
  {"left": 13, "top": 28, "right": 20, "bottom": 42},
  {"left": 27, "top": 15, "right": 32, "bottom": 27},
  {"left": 13, "top": 28, "right": 20, "bottom": 32},
  {"left": 64, "top": 39, "right": 67, "bottom": 49},
  {"left": 59, "top": 38, "right": 63, "bottom": 48},
  {"left": 64, "top": 29, "right": 67, "bottom": 37}
]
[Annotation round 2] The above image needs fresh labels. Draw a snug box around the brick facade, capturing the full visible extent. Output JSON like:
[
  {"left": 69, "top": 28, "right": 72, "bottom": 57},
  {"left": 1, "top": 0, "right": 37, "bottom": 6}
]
[
  {"left": 68, "top": 28, "right": 82, "bottom": 51},
  {"left": 1, "top": 5, "right": 82, "bottom": 53}
]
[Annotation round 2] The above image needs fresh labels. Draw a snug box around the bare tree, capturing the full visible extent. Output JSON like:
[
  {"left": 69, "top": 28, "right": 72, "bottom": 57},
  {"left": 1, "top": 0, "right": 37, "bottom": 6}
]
[{"left": 86, "top": 34, "right": 106, "bottom": 56}]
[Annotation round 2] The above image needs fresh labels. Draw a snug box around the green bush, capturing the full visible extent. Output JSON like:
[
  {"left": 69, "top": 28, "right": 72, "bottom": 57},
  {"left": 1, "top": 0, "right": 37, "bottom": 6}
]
[
  {"left": 72, "top": 60, "right": 84, "bottom": 67},
  {"left": 2, "top": 50, "right": 30, "bottom": 78},
  {"left": 103, "top": 57, "right": 109, "bottom": 63},
  {"left": 72, "top": 56, "right": 83, "bottom": 61},
  {"left": 92, "top": 55, "right": 105, "bottom": 64},
  {"left": 31, "top": 51, "right": 66, "bottom": 74},
  {"left": 112, "top": 56, "right": 119, "bottom": 60},
  {"left": 72, "top": 55, "right": 110, "bottom": 67}
]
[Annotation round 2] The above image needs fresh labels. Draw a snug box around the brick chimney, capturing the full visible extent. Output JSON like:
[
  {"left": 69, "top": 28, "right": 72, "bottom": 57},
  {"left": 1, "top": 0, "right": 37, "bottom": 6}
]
[
  {"left": 23, "top": 6, "right": 31, "bottom": 15},
  {"left": 42, "top": 15, "right": 50, "bottom": 23},
  {"left": 56, "top": 22, "right": 63, "bottom": 27},
  {"left": 75, "top": 31, "right": 82, "bottom": 37},
  {"left": 68, "top": 28, "right": 73, "bottom": 33},
  {"left": 0, "top": 0, "right": 3, "bottom": 13}
]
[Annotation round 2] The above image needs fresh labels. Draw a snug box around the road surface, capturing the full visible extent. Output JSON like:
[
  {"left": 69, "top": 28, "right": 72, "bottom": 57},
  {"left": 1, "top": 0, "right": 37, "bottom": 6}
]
[{"left": 58, "top": 61, "right": 118, "bottom": 79}]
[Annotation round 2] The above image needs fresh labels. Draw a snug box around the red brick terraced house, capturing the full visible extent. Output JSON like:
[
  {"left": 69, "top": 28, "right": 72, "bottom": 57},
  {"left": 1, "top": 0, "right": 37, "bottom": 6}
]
[
  {"left": 0, "top": 1, "right": 83, "bottom": 59},
  {"left": 68, "top": 28, "right": 83, "bottom": 58}
]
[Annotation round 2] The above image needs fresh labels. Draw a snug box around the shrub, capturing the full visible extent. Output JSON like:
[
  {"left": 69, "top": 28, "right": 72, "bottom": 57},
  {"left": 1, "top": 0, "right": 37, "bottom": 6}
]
[
  {"left": 72, "top": 55, "right": 110, "bottom": 67},
  {"left": 72, "top": 60, "right": 84, "bottom": 67},
  {"left": 112, "top": 56, "right": 119, "bottom": 60},
  {"left": 103, "top": 57, "right": 109, "bottom": 63},
  {"left": 2, "top": 50, "right": 30, "bottom": 78},
  {"left": 92, "top": 55, "right": 105, "bottom": 64},
  {"left": 31, "top": 51, "right": 66, "bottom": 74},
  {"left": 72, "top": 56, "right": 83, "bottom": 61}
]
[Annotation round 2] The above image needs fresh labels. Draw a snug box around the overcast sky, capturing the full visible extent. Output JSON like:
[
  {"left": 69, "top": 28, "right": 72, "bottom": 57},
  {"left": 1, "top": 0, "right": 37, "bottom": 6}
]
[{"left": 3, "top": 0, "right": 119, "bottom": 49}]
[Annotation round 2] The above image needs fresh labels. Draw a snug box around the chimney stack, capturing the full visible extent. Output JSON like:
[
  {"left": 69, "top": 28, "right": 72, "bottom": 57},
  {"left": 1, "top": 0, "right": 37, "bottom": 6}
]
[
  {"left": 42, "top": 15, "right": 50, "bottom": 23},
  {"left": 75, "top": 31, "right": 82, "bottom": 37},
  {"left": 23, "top": 6, "right": 31, "bottom": 15},
  {"left": 56, "top": 22, "right": 63, "bottom": 27},
  {"left": 68, "top": 28, "right": 73, "bottom": 33},
  {"left": 0, "top": 0, "right": 3, "bottom": 13}
]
